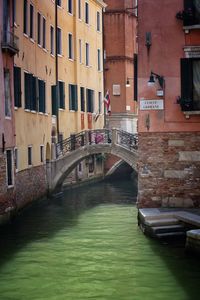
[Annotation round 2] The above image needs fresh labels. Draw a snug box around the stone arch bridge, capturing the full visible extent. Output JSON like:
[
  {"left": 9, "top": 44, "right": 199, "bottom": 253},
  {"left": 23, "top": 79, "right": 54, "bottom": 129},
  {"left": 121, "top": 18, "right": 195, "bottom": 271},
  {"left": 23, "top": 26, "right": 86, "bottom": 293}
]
[{"left": 47, "top": 129, "right": 138, "bottom": 192}]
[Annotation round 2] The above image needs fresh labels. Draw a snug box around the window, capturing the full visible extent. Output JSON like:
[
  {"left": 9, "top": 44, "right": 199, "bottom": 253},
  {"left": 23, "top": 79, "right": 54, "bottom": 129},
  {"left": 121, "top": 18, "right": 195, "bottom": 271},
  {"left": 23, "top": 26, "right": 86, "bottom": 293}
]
[
  {"left": 85, "top": 2, "right": 89, "bottom": 24},
  {"left": 50, "top": 26, "right": 54, "bottom": 55},
  {"left": 80, "top": 87, "right": 85, "bottom": 111},
  {"left": 97, "top": 11, "right": 100, "bottom": 31},
  {"left": 68, "top": 0, "right": 72, "bottom": 14},
  {"left": 30, "top": 4, "right": 34, "bottom": 39},
  {"left": 23, "top": 0, "right": 28, "bottom": 34},
  {"left": 98, "top": 92, "right": 102, "bottom": 114},
  {"left": 68, "top": 33, "right": 73, "bottom": 59},
  {"left": 14, "top": 148, "right": 18, "bottom": 171},
  {"left": 6, "top": 150, "right": 13, "bottom": 186},
  {"left": 4, "top": 69, "right": 11, "bottom": 117},
  {"left": 86, "top": 89, "right": 94, "bottom": 113},
  {"left": 28, "top": 146, "right": 32, "bottom": 166},
  {"left": 78, "top": 0, "right": 81, "bottom": 19},
  {"left": 57, "top": 0, "right": 61, "bottom": 7},
  {"left": 39, "top": 79, "right": 46, "bottom": 113},
  {"left": 79, "top": 39, "right": 82, "bottom": 63},
  {"left": 59, "top": 81, "right": 65, "bottom": 109},
  {"left": 24, "top": 72, "right": 37, "bottom": 111},
  {"left": 40, "top": 145, "right": 44, "bottom": 163},
  {"left": 180, "top": 58, "right": 200, "bottom": 111},
  {"left": 97, "top": 49, "right": 101, "bottom": 71},
  {"left": 13, "top": 0, "right": 16, "bottom": 25},
  {"left": 37, "top": 13, "right": 41, "bottom": 45},
  {"left": 69, "top": 84, "right": 78, "bottom": 111},
  {"left": 183, "top": 0, "right": 200, "bottom": 26},
  {"left": 57, "top": 27, "right": 62, "bottom": 55},
  {"left": 14, "top": 66, "right": 21, "bottom": 108},
  {"left": 51, "top": 85, "right": 57, "bottom": 116},
  {"left": 86, "top": 43, "right": 89, "bottom": 66},
  {"left": 42, "top": 17, "right": 46, "bottom": 49}
]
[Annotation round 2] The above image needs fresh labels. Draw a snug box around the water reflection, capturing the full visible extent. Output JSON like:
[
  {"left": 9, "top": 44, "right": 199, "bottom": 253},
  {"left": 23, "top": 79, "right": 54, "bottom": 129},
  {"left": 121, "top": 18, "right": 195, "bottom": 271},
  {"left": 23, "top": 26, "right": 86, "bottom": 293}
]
[{"left": 0, "top": 179, "right": 199, "bottom": 300}]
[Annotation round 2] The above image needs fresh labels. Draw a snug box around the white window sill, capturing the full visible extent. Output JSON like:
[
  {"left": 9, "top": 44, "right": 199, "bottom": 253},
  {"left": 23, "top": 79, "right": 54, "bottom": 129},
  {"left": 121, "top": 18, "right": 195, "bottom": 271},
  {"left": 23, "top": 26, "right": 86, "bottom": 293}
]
[
  {"left": 183, "top": 25, "right": 200, "bottom": 30},
  {"left": 30, "top": 38, "right": 35, "bottom": 43},
  {"left": 57, "top": 54, "right": 63, "bottom": 58},
  {"left": 183, "top": 111, "right": 200, "bottom": 116},
  {"left": 7, "top": 185, "right": 14, "bottom": 189}
]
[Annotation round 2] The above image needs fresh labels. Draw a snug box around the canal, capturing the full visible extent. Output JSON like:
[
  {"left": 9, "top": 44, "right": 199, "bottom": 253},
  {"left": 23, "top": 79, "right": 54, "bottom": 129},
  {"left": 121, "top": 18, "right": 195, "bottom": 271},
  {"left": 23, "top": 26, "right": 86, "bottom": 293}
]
[{"left": 0, "top": 179, "right": 200, "bottom": 300}]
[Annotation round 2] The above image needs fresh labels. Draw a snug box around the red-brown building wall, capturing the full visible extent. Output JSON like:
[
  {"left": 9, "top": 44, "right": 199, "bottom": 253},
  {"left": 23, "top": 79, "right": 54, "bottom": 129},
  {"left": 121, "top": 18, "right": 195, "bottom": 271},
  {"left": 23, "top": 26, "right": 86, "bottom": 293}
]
[{"left": 137, "top": 0, "right": 200, "bottom": 208}]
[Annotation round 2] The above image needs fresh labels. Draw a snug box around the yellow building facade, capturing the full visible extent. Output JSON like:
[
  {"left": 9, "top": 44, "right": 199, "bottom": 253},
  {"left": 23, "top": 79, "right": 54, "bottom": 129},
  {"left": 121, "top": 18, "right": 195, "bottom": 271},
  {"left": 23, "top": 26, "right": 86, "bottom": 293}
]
[{"left": 14, "top": 0, "right": 106, "bottom": 173}]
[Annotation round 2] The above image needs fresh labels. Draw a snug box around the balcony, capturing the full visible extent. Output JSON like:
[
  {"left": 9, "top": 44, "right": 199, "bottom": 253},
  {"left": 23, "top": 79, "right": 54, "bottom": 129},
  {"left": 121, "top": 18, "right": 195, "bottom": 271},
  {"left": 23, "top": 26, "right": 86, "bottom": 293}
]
[{"left": 1, "top": 30, "right": 19, "bottom": 56}]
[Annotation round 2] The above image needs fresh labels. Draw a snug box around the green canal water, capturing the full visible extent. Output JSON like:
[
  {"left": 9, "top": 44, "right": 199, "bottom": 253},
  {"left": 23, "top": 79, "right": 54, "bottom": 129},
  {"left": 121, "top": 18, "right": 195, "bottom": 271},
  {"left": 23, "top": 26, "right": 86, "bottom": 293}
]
[{"left": 0, "top": 179, "right": 200, "bottom": 300}]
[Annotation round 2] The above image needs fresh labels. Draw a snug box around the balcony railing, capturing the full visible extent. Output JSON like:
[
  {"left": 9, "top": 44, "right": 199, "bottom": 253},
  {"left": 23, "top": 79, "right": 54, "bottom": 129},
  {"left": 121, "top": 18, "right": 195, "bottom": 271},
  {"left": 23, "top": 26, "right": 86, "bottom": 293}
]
[{"left": 1, "top": 30, "right": 19, "bottom": 55}]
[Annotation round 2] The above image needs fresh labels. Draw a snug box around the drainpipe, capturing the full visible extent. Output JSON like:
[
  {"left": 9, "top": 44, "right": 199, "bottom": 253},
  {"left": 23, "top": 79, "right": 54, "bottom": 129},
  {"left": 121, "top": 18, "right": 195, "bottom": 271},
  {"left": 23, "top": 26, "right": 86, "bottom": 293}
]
[
  {"left": 55, "top": 1, "right": 60, "bottom": 141},
  {"left": 102, "top": 7, "right": 106, "bottom": 129}
]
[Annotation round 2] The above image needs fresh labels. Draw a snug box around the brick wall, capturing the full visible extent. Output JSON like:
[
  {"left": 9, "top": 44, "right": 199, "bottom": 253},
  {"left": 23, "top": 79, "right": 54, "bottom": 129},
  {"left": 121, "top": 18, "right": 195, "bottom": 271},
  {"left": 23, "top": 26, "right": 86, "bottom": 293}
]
[
  {"left": 138, "top": 132, "right": 200, "bottom": 208},
  {"left": 15, "top": 165, "right": 47, "bottom": 209}
]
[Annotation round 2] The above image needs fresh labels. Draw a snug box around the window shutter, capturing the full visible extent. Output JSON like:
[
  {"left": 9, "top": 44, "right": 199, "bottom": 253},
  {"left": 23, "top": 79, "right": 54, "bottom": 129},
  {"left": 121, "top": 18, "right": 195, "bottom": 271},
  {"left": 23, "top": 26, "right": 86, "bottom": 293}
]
[
  {"left": 75, "top": 85, "right": 78, "bottom": 111},
  {"left": 69, "top": 84, "right": 72, "bottom": 110},
  {"left": 14, "top": 66, "right": 21, "bottom": 107},
  {"left": 39, "top": 80, "right": 45, "bottom": 113},
  {"left": 91, "top": 90, "right": 94, "bottom": 113},
  {"left": 86, "top": 89, "right": 89, "bottom": 112},
  {"left": 30, "top": 75, "right": 37, "bottom": 111},
  {"left": 25, "top": 72, "right": 31, "bottom": 109},
  {"left": 184, "top": 0, "right": 195, "bottom": 26},
  {"left": 181, "top": 58, "right": 193, "bottom": 110},
  {"left": 51, "top": 85, "right": 57, "bottom": 115},
  {"left": 59, "top": 82, "right": 65, "bottom": 109}
]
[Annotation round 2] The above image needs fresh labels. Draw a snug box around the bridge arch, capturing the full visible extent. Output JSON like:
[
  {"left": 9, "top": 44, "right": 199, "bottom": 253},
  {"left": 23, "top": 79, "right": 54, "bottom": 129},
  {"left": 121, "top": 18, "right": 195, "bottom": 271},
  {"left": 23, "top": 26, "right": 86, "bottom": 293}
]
[{"left": 48, "top": 129, "right": 138, "bottom": 192}]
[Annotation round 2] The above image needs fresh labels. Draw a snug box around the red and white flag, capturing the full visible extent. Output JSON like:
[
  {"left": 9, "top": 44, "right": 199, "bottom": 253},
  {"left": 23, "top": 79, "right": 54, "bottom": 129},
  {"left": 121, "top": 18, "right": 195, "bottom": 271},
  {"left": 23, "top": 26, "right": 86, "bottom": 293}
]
[{"left": 104, "top": 90, "right": 111, "bottom": 115}]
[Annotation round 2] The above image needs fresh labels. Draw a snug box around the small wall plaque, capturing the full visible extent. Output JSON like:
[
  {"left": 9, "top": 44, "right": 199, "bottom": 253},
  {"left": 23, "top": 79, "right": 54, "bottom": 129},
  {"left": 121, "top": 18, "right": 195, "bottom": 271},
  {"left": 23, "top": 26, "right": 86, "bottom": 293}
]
[{"left": 140, "top": 99, "right": 164, "bottom": 110}]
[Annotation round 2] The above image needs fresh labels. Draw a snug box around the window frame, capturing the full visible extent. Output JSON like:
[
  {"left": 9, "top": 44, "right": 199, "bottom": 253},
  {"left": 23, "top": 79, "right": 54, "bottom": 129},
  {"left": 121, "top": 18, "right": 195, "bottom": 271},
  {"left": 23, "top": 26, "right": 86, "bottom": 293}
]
[
  {"left": 85, "top": 2, "right": 89, "bottom": 24},
  {"left": 68, "top": 33, "right": 73, "bottom": 59},
  {"left": 29, "top": 3, "right": 34, "bottom": 40},
  {"left": 6, "top": 149, "right": 14, "bottom": 187},
  {"left": 86, "top": 42, "right": 89, "bottom": 66},
  {"left": 28, "top": 145, "right": 32, "bottom": 166}
]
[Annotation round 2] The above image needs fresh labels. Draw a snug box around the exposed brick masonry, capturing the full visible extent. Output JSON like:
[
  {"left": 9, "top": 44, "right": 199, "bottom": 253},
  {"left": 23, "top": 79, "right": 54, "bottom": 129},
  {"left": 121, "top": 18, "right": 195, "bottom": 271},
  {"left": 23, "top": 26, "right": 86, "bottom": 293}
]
[{"left": 138, "top": 132, "right": 200, "bottom": 208}]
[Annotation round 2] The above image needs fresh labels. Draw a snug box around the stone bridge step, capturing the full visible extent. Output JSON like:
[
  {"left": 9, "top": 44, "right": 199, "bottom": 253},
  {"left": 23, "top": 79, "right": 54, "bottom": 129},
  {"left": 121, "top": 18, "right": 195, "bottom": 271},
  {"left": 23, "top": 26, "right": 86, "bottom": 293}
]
[
  {"left": 145, "top": 218, "right": 179, "bottom": 227},
  {"left": 156, "top": 232, "right": 186, "bottom": 239},
  {"left": 151, "top": 224, "right": 185, "bottom": 234}
]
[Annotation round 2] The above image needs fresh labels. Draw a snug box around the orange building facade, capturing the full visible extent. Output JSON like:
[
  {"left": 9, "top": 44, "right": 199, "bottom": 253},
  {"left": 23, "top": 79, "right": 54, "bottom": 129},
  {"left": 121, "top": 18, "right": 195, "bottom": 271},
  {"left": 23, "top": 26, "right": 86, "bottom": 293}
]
[{"left": 137, "top": 0, "right": 200, "bottom": 208}]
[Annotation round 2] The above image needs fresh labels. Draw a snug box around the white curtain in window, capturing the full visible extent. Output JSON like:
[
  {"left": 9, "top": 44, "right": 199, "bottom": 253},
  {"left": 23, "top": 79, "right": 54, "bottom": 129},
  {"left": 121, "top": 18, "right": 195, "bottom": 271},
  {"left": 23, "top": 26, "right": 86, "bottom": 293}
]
[
  {"left": 193, "top": 60, "right": 200, "bottom": 109},
  {"left": 194, "top": 0, "right": 200, "bottom": 22}
]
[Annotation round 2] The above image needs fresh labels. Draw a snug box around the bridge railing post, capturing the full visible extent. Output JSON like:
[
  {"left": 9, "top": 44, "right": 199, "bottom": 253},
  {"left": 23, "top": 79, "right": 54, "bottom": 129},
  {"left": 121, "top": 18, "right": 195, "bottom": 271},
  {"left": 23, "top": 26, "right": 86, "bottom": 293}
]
[
  {"left": 111, "top": 128, "right": 117, "bottom": 146},
  {"left": 85, "top": 130, "right": 89, "bottom": 145}
]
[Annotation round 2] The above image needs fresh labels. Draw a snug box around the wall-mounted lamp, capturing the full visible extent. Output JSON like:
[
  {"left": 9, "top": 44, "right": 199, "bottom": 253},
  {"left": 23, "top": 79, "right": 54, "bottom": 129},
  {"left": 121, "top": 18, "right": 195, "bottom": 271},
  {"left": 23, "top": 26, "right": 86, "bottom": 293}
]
[
  {"left": 148, "top": 71, "right": 164, "bottom": 89},
  {"left": 126, "top": 77, "right": 133, "bottom": 88}
]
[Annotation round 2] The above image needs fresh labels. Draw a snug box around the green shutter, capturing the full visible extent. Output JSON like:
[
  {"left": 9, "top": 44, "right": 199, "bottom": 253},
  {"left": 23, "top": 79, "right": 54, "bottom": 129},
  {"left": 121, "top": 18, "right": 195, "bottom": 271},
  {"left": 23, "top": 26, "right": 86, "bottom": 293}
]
[
  {"left": 59, "top": 81, "right": 65, "bottom": 109},
  {"left": 30, "top": 76, "right": 37, "bottom": 111},
  {"left": 51, "top": 85, "right": 57, "bottom": 115},
  {"left": 39, "top": 80, "right": 45, "bottom": 113},
  {"left": 74, "top": 85, "right": 77, "bottom": 110},
  {"left": 24, "top": 72, "right": 32, "bottom": 109},
  {"left": 69, "top": 84, "right": 72, "bottom": 110},
  {"left": 180, "top": 58, "right": 193, "bottom": 111},
  {"left": 14, "top": 66, "right": 21, "bottom": 107}
]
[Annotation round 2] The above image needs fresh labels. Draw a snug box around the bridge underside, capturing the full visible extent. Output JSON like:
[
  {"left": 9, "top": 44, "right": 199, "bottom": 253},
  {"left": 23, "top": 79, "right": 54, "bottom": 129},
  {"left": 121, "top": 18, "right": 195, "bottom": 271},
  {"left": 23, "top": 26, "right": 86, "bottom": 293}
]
[{"left": 47, "top": 143, "right": 138, "bottom": 192}]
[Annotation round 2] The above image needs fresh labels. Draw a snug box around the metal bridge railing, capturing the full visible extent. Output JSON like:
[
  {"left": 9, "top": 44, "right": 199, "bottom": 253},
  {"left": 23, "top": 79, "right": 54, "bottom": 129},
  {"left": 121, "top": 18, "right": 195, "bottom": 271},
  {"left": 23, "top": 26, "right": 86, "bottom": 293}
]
[
  {"left": 116, "top": 129, "right": 138, "bottom": 151},
  {"left": 56, "top": 129, "right": 138, "bottom": 158}
]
